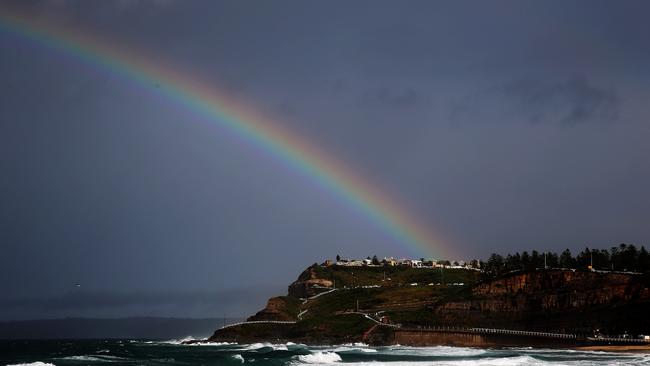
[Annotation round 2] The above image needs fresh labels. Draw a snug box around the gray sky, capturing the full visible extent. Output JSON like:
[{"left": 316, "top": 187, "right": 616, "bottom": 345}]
[{"left": 1, "top": 0, "right": 649, "bottom": 319}]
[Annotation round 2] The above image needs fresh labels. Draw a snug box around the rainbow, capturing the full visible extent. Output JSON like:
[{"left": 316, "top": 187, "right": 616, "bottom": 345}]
[{"left": 0, "top": 10, "right": 447, "bottom": 258}]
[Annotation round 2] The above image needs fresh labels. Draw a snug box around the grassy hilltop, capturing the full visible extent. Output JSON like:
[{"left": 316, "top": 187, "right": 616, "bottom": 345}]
[
  {"left": 212, "top": 264, "right": 481, "bottom": 343},
  {"left": 296, "top": 264, "right": 479, "bottom": 324}
]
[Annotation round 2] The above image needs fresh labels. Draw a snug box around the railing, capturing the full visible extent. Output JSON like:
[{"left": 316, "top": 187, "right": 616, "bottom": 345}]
[
  {"left": 399, "top": 325, "right": 650, "bottom": 343},
  {"left": 470, "top": 327, "right": 577, "bottom": 339},
  {"left": 587, "top": 336, "right": 650, "bottom": 344},
  {"left": 404, "top": 326, "right": 578, "bottom": 339}
]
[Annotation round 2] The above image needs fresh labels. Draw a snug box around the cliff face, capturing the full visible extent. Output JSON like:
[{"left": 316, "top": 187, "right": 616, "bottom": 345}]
[
  {"left": 287, "top": 265, "right": 333, "bottom": 298},
  {"left": 472, "top": 270, "right": 648, "bottom": 309},
  {"left": 207, "top": 266, "right": 650, "bottom": 345},
  {"left": 434, "top": 270, "right": 650, "bottom": 332}
]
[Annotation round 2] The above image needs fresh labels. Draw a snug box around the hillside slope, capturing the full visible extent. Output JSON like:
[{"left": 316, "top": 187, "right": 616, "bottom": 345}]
[{"left": 208, "top": 264, "right": 650, "bottom": 344}]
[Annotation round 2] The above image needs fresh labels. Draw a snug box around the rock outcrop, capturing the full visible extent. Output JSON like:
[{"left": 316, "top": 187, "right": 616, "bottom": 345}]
[
  {"left": 288, "top": 265, "right": 333, "bottom": 298},
  {"left": 434, "top": 270, "right": 650, "bottom": 333}
]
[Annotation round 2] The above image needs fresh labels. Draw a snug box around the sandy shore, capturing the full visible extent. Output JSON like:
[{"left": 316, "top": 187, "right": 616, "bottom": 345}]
[{"left": 574, "top": 344, "right": 650, "bottom": 353}]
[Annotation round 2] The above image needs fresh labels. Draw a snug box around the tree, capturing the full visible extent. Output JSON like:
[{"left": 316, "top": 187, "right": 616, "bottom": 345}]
[
  {"left": 511, "top": 252, "right": 522, "bottom": 270},
  {"left": 531, "top": 250, "right": 542, "bottom": 269},
  {"left": 372, "top": 255, "right": 380, "bottom": 265},
  {"left": 610, "top": 246, "right": 620, "bottom": 270},
  {"left": 638, "top": 246, "right": 650, "bottom": 272},
  {"left": 545, "top": 251, "right": 559, "bottom": 268},
  {"left": 576, "top": 247, "right": 592, "bottom": 268},
  {"left": 505, "top": 254, "right": 515, "bottom": 272},
  {"left": 521, "top": 251, "right": 532, "bottom": 271},
  {"left": 621, "top": 244, "right": 638, "bottom": 271},
  {"left": 559, "top": 249, "right": 575, "bottom": 268},
  {"left": 594, "top": 249, "right": 611, "bottom": 270},
  {"left": 485, "top": 253, "right": 504, "bottom": 276},
  {"left": 610, "top": 243, "right": 639, "bottom": 271}
]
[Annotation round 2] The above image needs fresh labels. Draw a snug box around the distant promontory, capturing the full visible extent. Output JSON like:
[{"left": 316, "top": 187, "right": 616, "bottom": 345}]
[{"left": 197, "top": 245, "right": 650, "bottom": 348}]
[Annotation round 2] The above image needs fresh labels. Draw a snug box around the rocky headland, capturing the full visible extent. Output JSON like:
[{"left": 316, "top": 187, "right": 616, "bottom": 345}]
[{"left": 200, "top": 262, "right": 650, "bottom": 347}]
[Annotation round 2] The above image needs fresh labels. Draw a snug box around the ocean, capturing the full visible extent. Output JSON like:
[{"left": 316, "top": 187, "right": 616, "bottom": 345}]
[{"left": 1, "top": 339, "right": 649, "bottom": 366}]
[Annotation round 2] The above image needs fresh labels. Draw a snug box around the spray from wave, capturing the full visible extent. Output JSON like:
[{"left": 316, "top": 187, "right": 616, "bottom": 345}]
[{"left": 296, "top": 352, "right": 342, "bottom": 363}]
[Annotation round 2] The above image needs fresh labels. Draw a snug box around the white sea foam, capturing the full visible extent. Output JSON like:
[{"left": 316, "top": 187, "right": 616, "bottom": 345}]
[
  {"left": 160, "top": 335, "right": 196, "bottom": 344},
  {"left": 61, "top": 356, "right": 105, "bottom": 362},
  {"left": 182, "top": 341, "right": 235, "bottom": 346},
  {"left": 332, "top": 346, "right": 378, "bottom": 353},
  {"left": 297, "top": 352, "right": 342, "bottom": 364},
  {"left": 244, "top": 342, "right": 269, "bottom": 349},
  {"left": 7, "top": 363, "right": 56, "bottom": 366},
  {"left": 294, "top": 355, "right": 543, "bottom": 366},
  {"left": 231, "top": 354, "right": 245, "bottom": 363},
  {"left": 59, "top": 355, "right": 127, "bottom": 362},
  {"left": 286, "top": 342, "right": 308, "bottom": 351},
  {"left": 243, "top": 342, "right": 292, "bottom": 351},
  {"left": 382, "top": 345, "right": 486, "bottom": 357},
  {"left": 296, "top": 354, "right": 650, "bottom": 366},
  {"left": 338, "top": 342, "right": 369, "bottom": 347},
  {"left": 153, "top": 336, "right": 235, "bottom": 346}
]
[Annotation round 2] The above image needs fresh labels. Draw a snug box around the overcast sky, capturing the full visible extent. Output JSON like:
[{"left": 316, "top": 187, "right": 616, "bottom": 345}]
[{"left": 1, "top": 0, "right": 649, "bottom": 319}]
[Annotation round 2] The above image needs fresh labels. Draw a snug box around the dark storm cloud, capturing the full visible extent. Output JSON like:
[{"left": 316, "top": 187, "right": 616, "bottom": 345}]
[
  {"left": 503, "top": 77, "right": 619, "bottom": 124},
  {"left": 452, "top": 77, "right": 619, "bottom": 125},
  {"left": 1, "top": 0, "right": 649, "bottom": 321}
]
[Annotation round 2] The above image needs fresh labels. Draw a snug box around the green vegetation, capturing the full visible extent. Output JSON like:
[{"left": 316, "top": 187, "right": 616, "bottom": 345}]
[
  {"left": 309, "top": 265, "right": 478, "bottom": 289},
  {"left": 216, "top": 314, "right": 373, "bottom": 344},
  {"left": 292, "top": 314, "right": 373, "bottom": 339},
  {"left": 298, "top": 266, "right": 480, "bottom": 329},
  {"left": 277, "top": 296, "right": 302, "bottom": 318},
  {"left": 481, "top": 243, "right": 650, "bottom": 277}
]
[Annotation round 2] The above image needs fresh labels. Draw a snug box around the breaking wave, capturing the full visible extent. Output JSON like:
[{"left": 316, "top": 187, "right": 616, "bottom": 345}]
[
  {"left": 5, "top": 339, "right": 650, "bottom": 366},
  {"left": 59, "top": 355, "right": 129, "bottom": 362},
  {"left": 382, "top": 345, "right": 487, "bottom": 357},
  {"left": 231, "top": 354, "right": 245, "bottom": 363},
  {"left": 296, "top": 352, "right": 342, "bottom": 363}
]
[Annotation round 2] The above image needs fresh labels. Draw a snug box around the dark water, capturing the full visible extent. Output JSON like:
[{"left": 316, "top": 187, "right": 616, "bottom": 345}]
[{"left": 1, "top": 339, "right": 649, "bottom": 365}]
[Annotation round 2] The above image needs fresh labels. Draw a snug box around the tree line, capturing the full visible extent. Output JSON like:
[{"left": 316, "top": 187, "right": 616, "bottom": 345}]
[{"left": 481, "top": 243, "right": 650, "bottom": 277}]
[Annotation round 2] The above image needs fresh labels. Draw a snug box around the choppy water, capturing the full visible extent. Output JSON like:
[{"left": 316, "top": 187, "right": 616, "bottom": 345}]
[{"left": 1, "top": 338, "right": 649, "bottom": 365}]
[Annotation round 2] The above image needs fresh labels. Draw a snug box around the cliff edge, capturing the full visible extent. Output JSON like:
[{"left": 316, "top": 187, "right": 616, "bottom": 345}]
[{"left": 207, "top": 264, "right": 650, "bottom": 345}]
